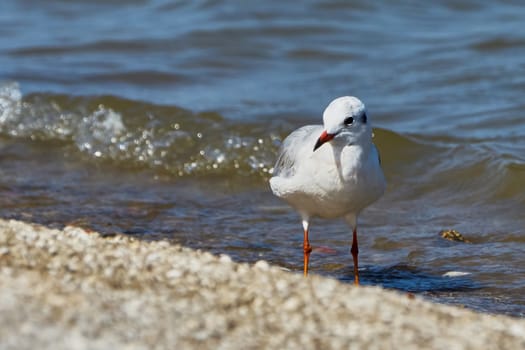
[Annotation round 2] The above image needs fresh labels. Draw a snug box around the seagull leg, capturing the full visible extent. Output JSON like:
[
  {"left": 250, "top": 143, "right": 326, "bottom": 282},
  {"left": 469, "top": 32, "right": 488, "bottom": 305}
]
[
  {"left": 302, "top": 219, "right": 312, "bottom": 276},
  {"left": 351, "top": 228, "right": 359, "bottom": 285}
]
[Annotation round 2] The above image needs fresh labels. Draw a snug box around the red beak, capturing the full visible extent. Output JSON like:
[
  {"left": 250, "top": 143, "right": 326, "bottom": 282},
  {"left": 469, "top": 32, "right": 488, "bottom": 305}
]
[{"left": 313, "top": 130, "right": 335, "bottom": 151}]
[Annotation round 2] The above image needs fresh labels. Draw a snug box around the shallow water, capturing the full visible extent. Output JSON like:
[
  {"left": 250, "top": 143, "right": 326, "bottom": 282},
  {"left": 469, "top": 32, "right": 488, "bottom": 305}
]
[{"left": 1, "top": 1, "right": 524, "bottom": 317}]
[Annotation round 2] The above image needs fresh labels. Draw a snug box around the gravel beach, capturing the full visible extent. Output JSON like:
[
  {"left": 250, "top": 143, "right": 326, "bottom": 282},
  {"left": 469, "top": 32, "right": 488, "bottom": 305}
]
[{"left": 0, "top": 219, "right": 524, "bottom": 349}]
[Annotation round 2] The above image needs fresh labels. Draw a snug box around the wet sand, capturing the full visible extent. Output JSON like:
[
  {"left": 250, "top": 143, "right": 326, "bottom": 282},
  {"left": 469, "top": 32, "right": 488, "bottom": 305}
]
[{"left": 0, "top": 219, "right": 524, "bottom": 349}]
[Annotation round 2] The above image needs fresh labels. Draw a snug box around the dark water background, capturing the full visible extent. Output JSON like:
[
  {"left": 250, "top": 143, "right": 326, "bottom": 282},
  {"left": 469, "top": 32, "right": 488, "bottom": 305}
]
[{"left": 1, "top": 1, "right": 524, "bottom": 317}]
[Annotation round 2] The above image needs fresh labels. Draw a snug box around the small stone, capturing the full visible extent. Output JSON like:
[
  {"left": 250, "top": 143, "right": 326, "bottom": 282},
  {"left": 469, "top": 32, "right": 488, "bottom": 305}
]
[
  {"left": 254, "top": 260, "right": 270, "bottom": 270},
  {"left": 439, "top": 229, "right": 472, "bottom": 243},
  {"left": 282, "top": 296, "right": 301, "bottom": 311},
  {"left": 166, "top": 269, "right": 183, "bottom": 279},
  {"left": 219, "top": 254, "right": 232, "bottom": 263},
  {"left": 443, "top": 271, "right": 471, "bottom": 277}
]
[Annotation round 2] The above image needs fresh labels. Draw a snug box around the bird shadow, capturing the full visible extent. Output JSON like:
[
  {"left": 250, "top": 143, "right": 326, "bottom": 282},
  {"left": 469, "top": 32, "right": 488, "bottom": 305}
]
[{"left": 337, "top": 264, "right": 481, "bottom": 294}]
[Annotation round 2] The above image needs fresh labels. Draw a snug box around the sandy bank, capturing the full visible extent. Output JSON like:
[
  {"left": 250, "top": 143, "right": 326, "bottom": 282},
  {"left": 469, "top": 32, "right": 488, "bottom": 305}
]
[{"left": 0, "top": 219, "right": 523, "bottom": 349}]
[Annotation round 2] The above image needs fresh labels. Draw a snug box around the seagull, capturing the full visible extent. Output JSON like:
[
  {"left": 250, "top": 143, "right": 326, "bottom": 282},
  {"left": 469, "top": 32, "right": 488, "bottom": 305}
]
[{"left": 269, "top": 96, "right": 386, "bottom": 284}]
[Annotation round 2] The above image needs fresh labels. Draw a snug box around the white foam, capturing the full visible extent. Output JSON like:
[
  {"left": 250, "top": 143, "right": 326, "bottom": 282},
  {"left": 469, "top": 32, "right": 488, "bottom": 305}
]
[
  {"left": 76, "top": 104, "right": 126, "bottom": 156},
  {"left": 0, "top": 81, "right": 22, "bottom": 124},
  {"left": 89, "top": 105, "right": 125, "bottom": 140}
]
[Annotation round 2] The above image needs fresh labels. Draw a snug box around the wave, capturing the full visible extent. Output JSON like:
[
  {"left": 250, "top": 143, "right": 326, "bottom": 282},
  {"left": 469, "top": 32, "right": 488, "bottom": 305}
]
[
  {"left": 1, "top": 81, "right": 524, "bottom": 203},
  {"left": 0, "top": 81, "right": 280, "bottom": 179}
]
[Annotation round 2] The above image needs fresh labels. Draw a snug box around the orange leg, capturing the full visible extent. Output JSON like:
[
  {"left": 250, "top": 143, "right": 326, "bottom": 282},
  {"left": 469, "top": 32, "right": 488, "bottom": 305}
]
[
  {"left": 303, "top": 226, "right": 312, "bottom": 276},
  {"left": 351, "top": 228, "right": 359, "bottom": 285}
]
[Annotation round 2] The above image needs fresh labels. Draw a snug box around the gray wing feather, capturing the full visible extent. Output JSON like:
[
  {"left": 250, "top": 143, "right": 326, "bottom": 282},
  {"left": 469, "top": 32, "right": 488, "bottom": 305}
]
[{"left": 273, "top": 125, "right": 322, "bottom": 178}]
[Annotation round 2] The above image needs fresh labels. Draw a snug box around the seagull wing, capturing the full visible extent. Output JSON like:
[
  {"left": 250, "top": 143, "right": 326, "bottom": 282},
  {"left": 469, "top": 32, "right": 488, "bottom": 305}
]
[{"left": 273, "top": 125, "right": 322, "bottom": 178}]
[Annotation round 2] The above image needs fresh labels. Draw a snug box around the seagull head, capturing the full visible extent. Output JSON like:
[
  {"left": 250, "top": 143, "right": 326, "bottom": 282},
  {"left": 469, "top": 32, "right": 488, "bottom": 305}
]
[{"left": 313, "top": 96, "right": 371, "bottom": 151}]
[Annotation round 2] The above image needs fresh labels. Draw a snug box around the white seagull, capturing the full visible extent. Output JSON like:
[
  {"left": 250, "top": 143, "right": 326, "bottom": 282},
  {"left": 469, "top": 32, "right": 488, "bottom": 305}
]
[{"left": 269, "top": 96, "right": 386, "bottom": 284}]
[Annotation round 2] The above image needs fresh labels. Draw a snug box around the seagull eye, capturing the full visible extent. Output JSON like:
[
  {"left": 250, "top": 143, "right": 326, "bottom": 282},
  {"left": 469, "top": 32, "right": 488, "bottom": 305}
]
[{"left": 344, "top": 116, "right": 354, "bottom": 125}]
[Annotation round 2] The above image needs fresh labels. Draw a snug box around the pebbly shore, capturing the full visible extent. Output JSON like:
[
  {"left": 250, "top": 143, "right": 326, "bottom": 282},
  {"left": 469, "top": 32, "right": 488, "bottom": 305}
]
[{"left": 0, "top": 219, "right": 524, "bottom": 349}]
